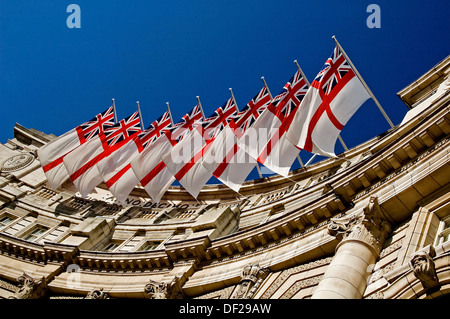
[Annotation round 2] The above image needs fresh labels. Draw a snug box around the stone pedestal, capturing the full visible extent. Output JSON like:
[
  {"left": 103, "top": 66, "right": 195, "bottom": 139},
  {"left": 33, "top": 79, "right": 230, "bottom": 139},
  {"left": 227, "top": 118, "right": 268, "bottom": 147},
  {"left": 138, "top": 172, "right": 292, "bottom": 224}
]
[{"left": 312, "top": 196, "right": 391, "bottom": 299}]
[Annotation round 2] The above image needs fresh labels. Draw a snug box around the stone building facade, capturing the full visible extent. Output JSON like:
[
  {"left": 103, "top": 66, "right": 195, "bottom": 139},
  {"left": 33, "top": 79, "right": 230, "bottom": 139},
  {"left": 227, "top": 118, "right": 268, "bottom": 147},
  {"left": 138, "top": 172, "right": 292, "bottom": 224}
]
[{"left": 0, "top": 55, "right": 449, "bottom": 299}]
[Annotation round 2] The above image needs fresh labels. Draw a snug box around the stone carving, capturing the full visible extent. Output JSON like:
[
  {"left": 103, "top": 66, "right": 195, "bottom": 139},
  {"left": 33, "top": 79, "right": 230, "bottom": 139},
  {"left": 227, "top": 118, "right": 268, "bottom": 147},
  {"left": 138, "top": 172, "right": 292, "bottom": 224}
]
[
  {"left": 144, "top": 277, "right": 183, "bottom": 299},
  {"left": 280, "top": 275, "right": 323, "bottom": 299},
  {"left": 0, "top": 278, "right": 19, "bottom": 293},
  {"left": 328, "top": 196, "right": 391, "bottom": 255},
  {"left": 8, "top": 273, "right": 47, "bottom": 299},
  {"left": 0, "top": 153, "right": 34, "bottom": 173},
  {"left": 85, "top": 288, "right": 110, "bottom": 299},
  {"left": 261, "top": 257, "right": 332, "bottom": 299},
  {"left": 409, "top": 246, "right": 440, "bottom": 291},
  {"left": 231, "top": 263, "right": 269, "bottom": 299}
]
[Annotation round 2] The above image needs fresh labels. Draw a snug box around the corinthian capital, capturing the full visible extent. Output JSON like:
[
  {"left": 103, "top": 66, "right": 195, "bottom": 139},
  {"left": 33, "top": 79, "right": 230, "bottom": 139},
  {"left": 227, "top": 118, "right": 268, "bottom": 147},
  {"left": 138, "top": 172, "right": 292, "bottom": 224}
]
[
  {"left": 144, "top": 277, "right": 184, "bottom": 299},
  {"left": 328, "top": 196, "right": 391, "bottom": 255}
]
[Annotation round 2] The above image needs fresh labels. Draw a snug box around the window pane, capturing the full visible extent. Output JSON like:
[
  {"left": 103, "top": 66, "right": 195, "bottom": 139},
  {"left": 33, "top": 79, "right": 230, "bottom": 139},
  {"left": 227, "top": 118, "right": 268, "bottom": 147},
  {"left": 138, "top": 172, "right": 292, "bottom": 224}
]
[
  {"left": 139, "top": 241, "right": 160, "bottom": 251},
  {"left": 23, "top": 226, "right": 48, "bottom": 242},
  {"left": 103, "top": 243, "right": 119, "bottom": 252},
  {"left": 0, "top": 216, "right": 13, "bottom": 228}
]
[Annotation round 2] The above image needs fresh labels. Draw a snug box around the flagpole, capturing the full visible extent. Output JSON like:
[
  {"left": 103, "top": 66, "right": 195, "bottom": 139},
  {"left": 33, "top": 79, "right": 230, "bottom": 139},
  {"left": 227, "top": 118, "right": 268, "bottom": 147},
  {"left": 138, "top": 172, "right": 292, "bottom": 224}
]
[
  {"left": 292, "top": 61, "right": 312, "bottom": 167},
  {"left": 294, "top": 60, "right": 310, "bottom": 87},
  {"left": 305, "top": 154, "right": 317, "bottom": 166},
  {"left": 332, "top": 35, "right": 394, "bottom": 128},
  {"left": 196, "top": 96, "right": 206, "bottom": 119},
  {"left": 263, "top": 75, "right": 305, "bottom": 168},
  {"left": 166, "top": 102, "right": 174, "bottom": 126},
  {"left": 136, "top": 101, "right": 144, "bottom": 130},
  {"left": 112, "top": 98, "right": 118, "bottom": 123},
  {"left": 261, "top": 76, "right": 273, "bottom": 99},
  {"left": 296, "top": 57, "right": 349, "bottom": 152},
  {"left": 338, "top": 135, "right": 348, "bottom": 151},
  {"left": 229, "top": 88, "right": 239, "bottom": 112},
  {"left": 256, "top": 163, "right": 263, "bottom": 179},
  {"left": 297, "top": 154, "right": 304, "bottom": 167}
]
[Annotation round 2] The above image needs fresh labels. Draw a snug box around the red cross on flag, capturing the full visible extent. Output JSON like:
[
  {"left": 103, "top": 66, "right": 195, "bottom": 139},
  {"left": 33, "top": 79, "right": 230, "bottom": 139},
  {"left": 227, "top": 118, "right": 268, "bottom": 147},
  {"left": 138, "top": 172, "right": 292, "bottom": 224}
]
[
  {"left": 238, "top": 68, "right": 308, "bottom": 176},
  {"left": 201, "top": 86, "right": 271, "bottom": 192},
  {"left": 286, "top": 45, "right": 370, "bottom": 157},
  {"left": 63, "top": 111, "right": 142, "bottom": 197},
  {"left": 130, "top": 103, "right": 204, "bottom": 203},
  {"left": 96, "top": 110, "right": 172, "bottom": 204},
  {"left": 162, "top": 97, "right": 238, "bottom": 199},
  {"left": 37, "top": 106, "right": 115, "bottom": 190}
]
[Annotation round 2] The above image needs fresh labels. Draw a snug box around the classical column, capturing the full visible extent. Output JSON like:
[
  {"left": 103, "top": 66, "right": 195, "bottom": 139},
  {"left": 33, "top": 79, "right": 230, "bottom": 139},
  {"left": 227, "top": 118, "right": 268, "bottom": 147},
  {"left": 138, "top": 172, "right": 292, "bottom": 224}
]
[{"left": 312, "top": 196, "right": 391, "bottom": 299}]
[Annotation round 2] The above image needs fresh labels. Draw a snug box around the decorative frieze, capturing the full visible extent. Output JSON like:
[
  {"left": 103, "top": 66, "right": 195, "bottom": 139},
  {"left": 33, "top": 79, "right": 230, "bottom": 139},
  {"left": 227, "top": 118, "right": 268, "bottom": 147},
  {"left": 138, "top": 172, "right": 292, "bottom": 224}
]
[
  {"left": 280, "top": 275, "right": 323, "bottom": 299},
  {"left": 0, "top": 278, "right": 19, "bottom": 293},
  {"left": 260, "top": 257, "right": 332, "bottom": 299},
  {"left": 353, "top": 137, "right": 450, "bottom": 201},
  {"left": 195, "top": 285, "right": 235, "bottom": 299}
]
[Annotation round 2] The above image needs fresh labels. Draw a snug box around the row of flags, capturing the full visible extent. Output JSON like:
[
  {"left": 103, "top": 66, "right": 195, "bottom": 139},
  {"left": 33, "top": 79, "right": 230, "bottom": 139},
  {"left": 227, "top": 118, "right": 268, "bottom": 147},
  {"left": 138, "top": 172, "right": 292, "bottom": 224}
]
[{"left": 38, "top": 42, "right": 376, "bottom": 204}]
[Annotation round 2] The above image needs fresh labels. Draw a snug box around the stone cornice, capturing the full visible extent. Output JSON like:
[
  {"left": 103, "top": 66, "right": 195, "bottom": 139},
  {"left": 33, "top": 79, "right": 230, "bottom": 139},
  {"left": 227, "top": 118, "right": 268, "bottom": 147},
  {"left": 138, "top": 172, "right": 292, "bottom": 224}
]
[
  {"left": 397, "top": 55, "right": 450, "bottom": 109},
  {"left": 1, "top": 95, "right": 448, "bottom": 277},
  {"left": 0, "top": 57, "right": 448, "bottom": 298}
]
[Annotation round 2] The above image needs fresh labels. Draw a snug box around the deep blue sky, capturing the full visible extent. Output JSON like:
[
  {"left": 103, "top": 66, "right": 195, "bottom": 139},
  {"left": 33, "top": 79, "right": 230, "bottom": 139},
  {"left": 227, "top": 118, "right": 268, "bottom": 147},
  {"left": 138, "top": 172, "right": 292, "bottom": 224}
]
[{"left": 0, "top": 1, "right": 449, "bottom": 181}]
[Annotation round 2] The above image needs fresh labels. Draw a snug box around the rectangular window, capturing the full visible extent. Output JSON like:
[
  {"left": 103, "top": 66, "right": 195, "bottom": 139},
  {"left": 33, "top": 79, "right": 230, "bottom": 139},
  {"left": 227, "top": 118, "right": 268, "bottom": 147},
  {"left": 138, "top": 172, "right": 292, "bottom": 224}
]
[
  {"left": 436, "top": 216, "right": 450, "bottom": 246},
  {"left": 23, "top": 226, "right": 49, "bottom": 242},
  {"left": 138, "top": 241, "right": 161, "bottom": 251},
  {"left": 102, "top": 242, "right": 120, "bottom": 252},
  {"left": 0, "top": 215, "right": 14, "bottom": 229}
]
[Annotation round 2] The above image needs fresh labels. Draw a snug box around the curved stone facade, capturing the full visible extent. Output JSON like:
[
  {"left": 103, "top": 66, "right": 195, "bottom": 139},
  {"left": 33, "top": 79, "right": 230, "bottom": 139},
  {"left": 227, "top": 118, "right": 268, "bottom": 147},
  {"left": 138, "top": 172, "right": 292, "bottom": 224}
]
[{"left": 0, "top": 56, "right": 449, "bottom": 299}]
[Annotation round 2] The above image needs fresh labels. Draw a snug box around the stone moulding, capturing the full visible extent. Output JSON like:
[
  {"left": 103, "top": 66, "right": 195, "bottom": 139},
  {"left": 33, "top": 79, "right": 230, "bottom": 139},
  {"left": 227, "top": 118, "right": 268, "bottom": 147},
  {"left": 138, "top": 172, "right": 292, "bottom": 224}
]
[{"left": 0, "top": 74, "right": 447, "bottom": 298}]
